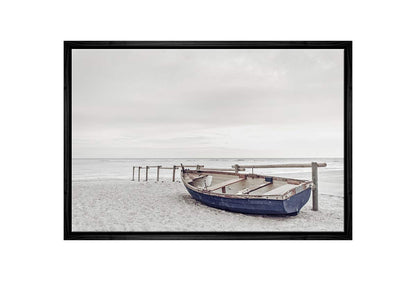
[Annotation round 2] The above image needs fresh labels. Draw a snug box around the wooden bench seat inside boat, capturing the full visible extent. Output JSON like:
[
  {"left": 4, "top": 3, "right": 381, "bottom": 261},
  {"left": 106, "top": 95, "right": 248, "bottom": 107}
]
[
  {"left": 207, "top": 178, "right": 246, "bottom": 191},
  {"left": 236, "top": 181, "right": 272, "bottom": 195},
  {"left": 262, "top": 184, "right": 296, "bottom": 196},
  {"left": 187, "top": 174, "right": 208, "bottom": 183}
]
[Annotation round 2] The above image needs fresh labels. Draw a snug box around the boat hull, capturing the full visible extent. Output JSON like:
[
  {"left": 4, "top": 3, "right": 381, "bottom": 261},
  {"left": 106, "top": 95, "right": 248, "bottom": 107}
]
[{"left": 185, "top": 186, "right": 311, "bottom": 216}]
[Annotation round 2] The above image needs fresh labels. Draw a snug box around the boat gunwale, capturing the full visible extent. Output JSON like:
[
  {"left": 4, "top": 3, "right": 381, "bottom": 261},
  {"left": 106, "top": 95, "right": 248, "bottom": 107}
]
[{"left": 181, "top": 169, "right": 313, "bottom": 201}]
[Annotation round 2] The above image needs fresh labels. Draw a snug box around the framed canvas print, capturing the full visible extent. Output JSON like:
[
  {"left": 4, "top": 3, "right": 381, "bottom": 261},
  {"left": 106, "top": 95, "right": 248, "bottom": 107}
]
[{"left": 64, "top": 41, "right": 352, "bottom": 240}]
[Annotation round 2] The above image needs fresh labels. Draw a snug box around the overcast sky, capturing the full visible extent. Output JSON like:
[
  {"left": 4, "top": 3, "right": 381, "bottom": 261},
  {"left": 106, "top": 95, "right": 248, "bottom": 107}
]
[{"left": 72, "top": 49, "right": 343, "bottom": 158}]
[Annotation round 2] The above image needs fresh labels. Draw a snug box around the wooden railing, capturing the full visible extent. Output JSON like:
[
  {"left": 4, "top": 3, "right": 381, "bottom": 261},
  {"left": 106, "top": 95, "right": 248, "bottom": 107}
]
[
  {"left": 232, "top": 162, "right": 327, "bottom": 211},
  {"left": 131, "top": 162, "right": 327, "bottom": 211},
  {"left": 131, "top": 165, "right": 204, "bottom": 182}
]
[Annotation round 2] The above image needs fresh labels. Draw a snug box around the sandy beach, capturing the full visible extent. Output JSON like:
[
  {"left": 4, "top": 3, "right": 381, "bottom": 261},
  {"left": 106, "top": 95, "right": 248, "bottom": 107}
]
[{"left": 72, "top": 169, "right": 344, "bottom": 232}]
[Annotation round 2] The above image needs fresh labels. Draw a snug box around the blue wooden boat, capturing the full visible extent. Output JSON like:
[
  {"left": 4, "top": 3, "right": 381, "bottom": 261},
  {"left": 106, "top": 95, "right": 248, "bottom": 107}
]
[{"left": 180, "top": 167, "right": 313, "bottom": 216}]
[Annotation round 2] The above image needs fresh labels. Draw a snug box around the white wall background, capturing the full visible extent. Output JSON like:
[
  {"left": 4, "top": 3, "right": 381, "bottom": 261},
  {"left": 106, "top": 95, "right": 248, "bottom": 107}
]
[{"left": 0, "top": 1, "right": 415, "bottom": 281}]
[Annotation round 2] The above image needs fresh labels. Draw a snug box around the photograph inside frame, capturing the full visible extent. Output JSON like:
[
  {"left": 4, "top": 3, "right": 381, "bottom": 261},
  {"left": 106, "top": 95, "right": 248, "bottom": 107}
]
[{"left": 65, "top": 42, "right": 352, "bottom": 239}]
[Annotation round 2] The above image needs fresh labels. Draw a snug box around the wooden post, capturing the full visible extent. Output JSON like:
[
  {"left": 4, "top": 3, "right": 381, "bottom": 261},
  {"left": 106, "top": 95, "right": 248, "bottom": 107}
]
[
  {"left": 132, "top": 167, "right": 135, "bottom": 181},
  {"left": 312, "top": 162, "right": 318, "bottom": 211},
  {"left": 146, "top": 166, "right": 149, "bottom": 181},
  {"left": 221, "top": 186, "right": 226, "bottom": 193},
  {"left": 157, "top": 166, "right": 160, "bottom": 181},
  {"left": 138, "top": 167, "right": 141, "bottom": 181},
  {"left": 234, "top": 164, "right": 239, "bottom": 174},
  {"left": 172, "top": 165, "right": 176, "bottom": 182}
]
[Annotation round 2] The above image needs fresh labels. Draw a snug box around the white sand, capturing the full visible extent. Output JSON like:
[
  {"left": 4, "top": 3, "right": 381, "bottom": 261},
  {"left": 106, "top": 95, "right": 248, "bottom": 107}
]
[{"left": 72, "top": 170, "right": 344, "bottom": 231}]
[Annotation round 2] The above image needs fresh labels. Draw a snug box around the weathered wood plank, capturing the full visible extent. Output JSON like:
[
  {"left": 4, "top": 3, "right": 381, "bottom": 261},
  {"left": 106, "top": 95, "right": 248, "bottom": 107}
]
[
  {"left": 207, "top": 178, "right": 245, "bottom": 192},
  {"left": 187, "top": 175, "right": 208, "bottom": 183},
  {"left": 262, "top": 184, "right": 295, "bottom": 196},
  {"left": 232, "top": 163, "right": 327, "bottom": 168},
  {"left": 160, "top": 165, "right": 203, "bottom": 170},
  {"left": 236, "top": 182, "right": 272, "bottom": 195},
  {"left": 199, "top": 168, "right": 246, "bottom": 172}
]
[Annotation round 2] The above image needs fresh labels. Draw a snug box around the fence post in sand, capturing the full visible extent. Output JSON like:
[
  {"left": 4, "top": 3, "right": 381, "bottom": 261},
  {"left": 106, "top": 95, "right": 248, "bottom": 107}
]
[
  {"left": 234, "top": 164, "right": 240, "bottom": 174},
  {"left": 312, "top": 162, "right": 318, "bottom": 211},
  {"left": 132, "top": 167, "right": 135, "bottom": 181},
  {"left": 172, "top": 165, "right": 176, "bottom": 182},
  {"left": 138, "top": 167, "right": 141, "bottom": 181},
  {"left": 145, "top": 166, "right": 149, "bottom": 181},
  {"left": 157, "top": 166, "right": 161, "bottom": 181}
]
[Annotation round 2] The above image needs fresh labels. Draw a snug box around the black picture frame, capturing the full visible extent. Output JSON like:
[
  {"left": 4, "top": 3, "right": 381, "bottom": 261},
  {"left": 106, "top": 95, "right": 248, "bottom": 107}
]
[{"left": 64, "top": 41, "right": 352, "bottom": 240}]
